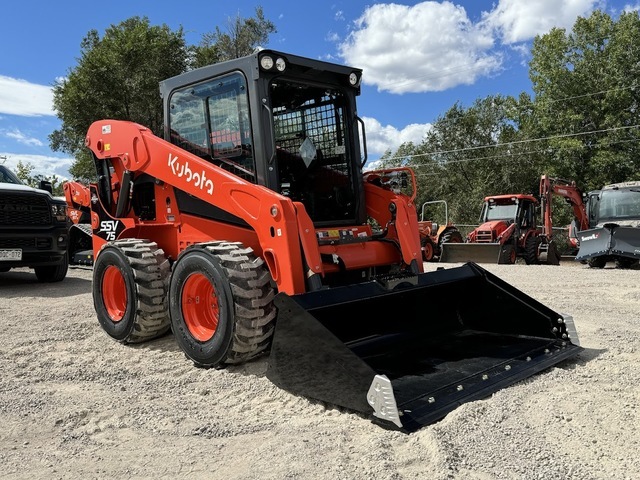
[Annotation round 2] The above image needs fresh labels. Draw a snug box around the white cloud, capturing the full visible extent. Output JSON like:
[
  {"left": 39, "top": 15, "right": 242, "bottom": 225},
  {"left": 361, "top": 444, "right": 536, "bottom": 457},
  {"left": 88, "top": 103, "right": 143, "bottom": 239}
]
[
  {"left": 4, "top": 129, "right": 44, "bottom": 147},
  {"left": 337, "top": 1, "right": 600, "bottom": 95},
  {"left": 482, "top": 0, "right": 599, "bottom": 44},
  {"left": 0, "top": 152, "right": 73, "bottom": 180},
  {"left": 363, "top": 116, "right": 431, "bottom": 158},
  {"left": 339, "top": 2, "right": 502, "bottom": 94},
  {"left": 0, "top": 76, "right": 55, "bottom": 117}
]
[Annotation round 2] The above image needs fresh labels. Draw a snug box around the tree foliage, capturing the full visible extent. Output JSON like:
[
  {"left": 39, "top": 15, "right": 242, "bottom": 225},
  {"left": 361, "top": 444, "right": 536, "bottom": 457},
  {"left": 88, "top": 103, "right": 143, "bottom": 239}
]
[
  {"left": 528, "top": 10, "right": 640, "bottom": 190},
  {"left": 50, "top": 17, "right": 188, "bottom": 182},
  {"left": 193, "top": 7, "right": 276, "bottom": 67},
  {"left": 50, "top": 9, "right": 276, "bottom": 183},
  {"left": 14, "top": 160, "right": 65, "bottom": 196},
  {"left": 384, "top": 9, "right": 640, "bottom": 228}
]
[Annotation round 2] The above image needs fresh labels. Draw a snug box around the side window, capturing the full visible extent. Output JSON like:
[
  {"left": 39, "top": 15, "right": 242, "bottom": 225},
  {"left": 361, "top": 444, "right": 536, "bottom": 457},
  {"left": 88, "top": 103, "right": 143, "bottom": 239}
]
[{"left": 169, "top": 72, "right": 255, "bottom": 182}]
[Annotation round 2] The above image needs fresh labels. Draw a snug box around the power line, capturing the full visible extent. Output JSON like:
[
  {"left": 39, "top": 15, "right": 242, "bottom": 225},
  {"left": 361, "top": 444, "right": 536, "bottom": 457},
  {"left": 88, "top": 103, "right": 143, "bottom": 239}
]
[{"left": 380, "top": 124, "right": 640, "bottom": 164}]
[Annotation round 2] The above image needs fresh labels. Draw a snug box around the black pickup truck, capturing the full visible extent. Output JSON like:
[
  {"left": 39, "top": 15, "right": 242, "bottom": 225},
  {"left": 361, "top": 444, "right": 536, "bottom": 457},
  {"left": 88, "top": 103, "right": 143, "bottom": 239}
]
[{"left": 0, "top": 164, "right": 69, "bottom": 282}]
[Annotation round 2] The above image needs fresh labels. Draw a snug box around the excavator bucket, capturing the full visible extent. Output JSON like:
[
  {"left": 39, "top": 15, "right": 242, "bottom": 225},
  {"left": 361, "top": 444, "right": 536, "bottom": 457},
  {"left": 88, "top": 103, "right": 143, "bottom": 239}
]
[
  {"left": 439, "top": 243, "right": 504, "bottom": 263},
  {"left": 266, "top": 263, "right": 582, "bottom": 433}
]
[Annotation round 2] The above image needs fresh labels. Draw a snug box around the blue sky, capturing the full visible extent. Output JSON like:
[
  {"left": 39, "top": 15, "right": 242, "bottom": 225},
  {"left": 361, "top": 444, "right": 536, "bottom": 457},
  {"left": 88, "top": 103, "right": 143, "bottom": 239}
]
[{"left": 0, "top": 0, "right": 636, "bottom": 179}]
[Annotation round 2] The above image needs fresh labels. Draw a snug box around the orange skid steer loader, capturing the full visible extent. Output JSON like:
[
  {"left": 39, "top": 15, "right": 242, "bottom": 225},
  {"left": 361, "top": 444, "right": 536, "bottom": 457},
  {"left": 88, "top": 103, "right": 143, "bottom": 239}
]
[{"left": 84, "top": 50, "right": 581, "bottom": 432}]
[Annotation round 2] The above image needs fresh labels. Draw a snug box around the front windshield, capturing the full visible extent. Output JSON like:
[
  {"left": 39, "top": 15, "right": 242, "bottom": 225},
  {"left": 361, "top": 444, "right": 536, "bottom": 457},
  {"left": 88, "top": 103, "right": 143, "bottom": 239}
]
[
  {"left": 598, "top": 188, "right": 640, "bottom": 221},
  {"left": 484, "top": 203, "right": 518, "bottom": 221},
  {"left": 0, "top": 165, "right": 23, "bottom": 184}
]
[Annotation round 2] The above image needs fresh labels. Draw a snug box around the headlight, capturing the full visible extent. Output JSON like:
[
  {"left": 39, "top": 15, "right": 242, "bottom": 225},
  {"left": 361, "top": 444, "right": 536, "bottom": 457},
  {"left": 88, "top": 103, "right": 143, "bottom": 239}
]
[
  {"left": 260, "top": 54, "right": 286, "bottom": 72},
  {"left": 260, "top": 55, "right": 274, "bottom": 70},
  {"left": 349, "top": 72, "right": 361, "bottom": 86},
  {"left": 51, "top": 204, "right": 67, "bottom": 222}
]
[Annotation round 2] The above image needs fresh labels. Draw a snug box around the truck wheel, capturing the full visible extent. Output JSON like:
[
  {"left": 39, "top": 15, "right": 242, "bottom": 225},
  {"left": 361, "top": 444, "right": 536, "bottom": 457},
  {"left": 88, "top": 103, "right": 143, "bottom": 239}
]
[
  {"left": 524, "top": 236, "right": 541, "bottom": 265},
  {"left": 34, "top": 253, "right": 69, "bottom": 282},
  {"left": 587, "top": 257, "right": 607, "bottom": 268},
  {"left": 169, "top": 241, "right": 276, "bottom": 368},
  {"left": 93, "top": 239, "right": 171, "bottom": 343},
  {"left": 421, "top": 236, "right": 436, "bottom": 262}
]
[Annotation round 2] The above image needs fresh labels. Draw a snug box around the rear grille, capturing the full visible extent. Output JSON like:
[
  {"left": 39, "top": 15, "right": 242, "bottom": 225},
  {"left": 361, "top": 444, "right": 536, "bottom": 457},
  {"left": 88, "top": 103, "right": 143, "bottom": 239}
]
[{"left": 0, "top": 193, "right": 51, "bottom": 225}]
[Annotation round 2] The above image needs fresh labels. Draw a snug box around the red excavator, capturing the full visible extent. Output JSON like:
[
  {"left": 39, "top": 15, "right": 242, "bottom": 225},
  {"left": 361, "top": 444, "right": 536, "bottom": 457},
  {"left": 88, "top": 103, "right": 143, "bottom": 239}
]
[
  {"left": 77, "top": 50, "right": 581, "bottom": 432},
  {"left": 440, "top": 175, "right": 586, "bottom": 265}
]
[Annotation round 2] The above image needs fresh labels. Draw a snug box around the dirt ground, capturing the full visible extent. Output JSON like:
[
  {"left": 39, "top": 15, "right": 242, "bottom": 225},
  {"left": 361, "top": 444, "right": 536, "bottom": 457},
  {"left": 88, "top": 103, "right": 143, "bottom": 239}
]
[{"left": 0, "top": 259, "right": 638, "bottom": 480}]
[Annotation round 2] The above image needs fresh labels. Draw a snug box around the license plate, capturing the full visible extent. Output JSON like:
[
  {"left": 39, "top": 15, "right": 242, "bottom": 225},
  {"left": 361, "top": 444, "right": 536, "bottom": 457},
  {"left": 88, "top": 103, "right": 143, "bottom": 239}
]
[{"left": 0, "top": 249, "right": 22, "bottom": 261}]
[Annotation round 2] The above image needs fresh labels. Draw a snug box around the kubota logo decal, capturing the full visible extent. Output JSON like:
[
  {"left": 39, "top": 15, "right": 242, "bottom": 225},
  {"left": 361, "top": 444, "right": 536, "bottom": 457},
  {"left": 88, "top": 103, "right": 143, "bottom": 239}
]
[{"left": 168, "top": 153, "right": 214, "bottom": 195}]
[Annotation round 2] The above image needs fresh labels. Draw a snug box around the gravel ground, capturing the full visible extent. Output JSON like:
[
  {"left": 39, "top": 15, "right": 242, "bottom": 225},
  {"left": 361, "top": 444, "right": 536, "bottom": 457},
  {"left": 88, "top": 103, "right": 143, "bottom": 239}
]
[{"left": 0, "top": 260, "right": 638, "bottom": 480}]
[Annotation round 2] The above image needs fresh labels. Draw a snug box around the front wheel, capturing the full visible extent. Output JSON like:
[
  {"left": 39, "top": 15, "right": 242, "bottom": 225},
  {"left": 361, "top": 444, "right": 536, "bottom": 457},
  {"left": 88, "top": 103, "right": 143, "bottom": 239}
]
[
  {"left": 587, "top": 257, "right": 607, "bottom": 269},
  {"left": 93, "top": 239, "right": 171, "bottom": 343},
  {"left": 499, "top": 244, "right": 517, "bottom": 264},
  {"left": 421, "top": 236, "right": 436, "bottom": 262},
  {"left": 169, "top": 241, "right": 276, "bottom": 368},
  {"left": 34, "top": 253, "right": 68, "bottom": 282}
]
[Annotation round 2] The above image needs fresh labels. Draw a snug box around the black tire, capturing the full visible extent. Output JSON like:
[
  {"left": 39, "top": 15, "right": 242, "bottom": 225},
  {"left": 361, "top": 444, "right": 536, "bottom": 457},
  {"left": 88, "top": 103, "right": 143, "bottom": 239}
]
[
  {"left": 421, "top": 236, "right": 436, "bottom": 262},
  {"left": 34, "top": 253, "right": 68, "bottom": 282},
  {"left": 499, "top": 244, "right": 516, "bottom": 264},
  {"left": 587, "top": 257, "right": 607, "bottom": 268},
  {"left": 524, "top": 236, "right": 541, "bottom": 265},
  {"left": 615, "top": 257, "right": 639, "bottom": 269},
  {"left": 440, "top": 229, "right": 463, "bottom": 245},
  {"left": 93, "top": 239, "right": 171, "bottom": 343},
  {"left": 169, "top": 241, "right": 276, "bottom": 368}
]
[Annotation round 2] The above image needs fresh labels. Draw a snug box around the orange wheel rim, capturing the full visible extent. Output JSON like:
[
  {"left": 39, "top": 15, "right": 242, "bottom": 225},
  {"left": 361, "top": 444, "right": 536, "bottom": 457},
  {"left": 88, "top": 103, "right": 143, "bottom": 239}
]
[
  {"left": 182, "top": 273, "right": 219, "bottom": 342},
  {"left": 423, "top": 243, "right": 434, "bottom": 261},
  {"left": 102, "top": 265, "right": 127, "bottom": 321}
]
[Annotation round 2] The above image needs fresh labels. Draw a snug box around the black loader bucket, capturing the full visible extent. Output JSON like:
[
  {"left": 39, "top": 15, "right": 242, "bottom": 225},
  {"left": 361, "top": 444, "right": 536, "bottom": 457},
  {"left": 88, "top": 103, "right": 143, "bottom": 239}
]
[
  {"left": 439, "top": 243, "right": 503, "bottom": 263},
  {"left": 266, "top": 263, "right": 582, "bottom": 433}
]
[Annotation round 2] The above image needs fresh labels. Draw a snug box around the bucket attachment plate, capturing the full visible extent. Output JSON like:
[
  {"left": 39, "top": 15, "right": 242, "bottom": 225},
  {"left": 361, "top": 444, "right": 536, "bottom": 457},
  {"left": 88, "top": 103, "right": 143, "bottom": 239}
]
[
  {"left": 266, "top": 263, "right": 583, "bottom": 433},
  {"left": 440, "top": 243, "right": 503, "bottom": 264}
]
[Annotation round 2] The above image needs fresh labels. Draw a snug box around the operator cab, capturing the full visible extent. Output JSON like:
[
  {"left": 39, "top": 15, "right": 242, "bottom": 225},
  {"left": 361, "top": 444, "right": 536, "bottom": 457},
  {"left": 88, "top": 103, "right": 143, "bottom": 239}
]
[{"left": 161, "top": 50, "right": 367, "bottom": 227}]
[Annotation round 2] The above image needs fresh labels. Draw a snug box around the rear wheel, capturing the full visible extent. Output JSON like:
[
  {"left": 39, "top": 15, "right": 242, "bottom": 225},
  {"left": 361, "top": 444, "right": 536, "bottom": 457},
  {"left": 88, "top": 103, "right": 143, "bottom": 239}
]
[
  {"left": 615, "top": 257, "right": 639, "bottom": 269},
  {"left": 169, "top": 241, "right": 276, "bottom": 368},
  {"left": 421, "top": 236, "right": 436, "bottom": 262},
  {"left": 34, "top": 253, "right": 68, "bottom": 282},
  {"left": 440, "top": 229, "right": 463, "bottom": 245},
  {"left": 524, "top": 236, "right": 541, "bottom": 265},
  {"left": 93, "top": 239, "right": 171, "bottom": 343}
]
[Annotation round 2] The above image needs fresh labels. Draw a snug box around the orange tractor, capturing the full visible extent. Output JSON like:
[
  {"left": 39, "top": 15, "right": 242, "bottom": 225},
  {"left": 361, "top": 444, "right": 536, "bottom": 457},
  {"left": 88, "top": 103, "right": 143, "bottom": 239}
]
[
  {"left": 76, "top": 50, "right": 581, "bottom": 432},
  {"left": 441, "top": 175, "right": 587, "bottom": 265},
  {"left": 417, "top": 200, "right": 463, "bottom": 262}
]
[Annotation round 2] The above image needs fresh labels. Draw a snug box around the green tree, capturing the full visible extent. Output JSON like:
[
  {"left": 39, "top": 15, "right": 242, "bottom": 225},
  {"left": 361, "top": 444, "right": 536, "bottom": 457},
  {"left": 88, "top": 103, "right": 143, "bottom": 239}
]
[
  {"left": 14, "top": 160, "right": 64, "bottom": 196},
  {"left": 50, "top": 17, "right": 189, "bottom": 181},
  {"left": 528, "top": 10, "right": 640, "bottom": 190},
  {"left": 193, "top": 7, "right": 276, "bottom": 67},
  {"left": 405, "top": 95, "right": 539, "bottom": 225}
]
